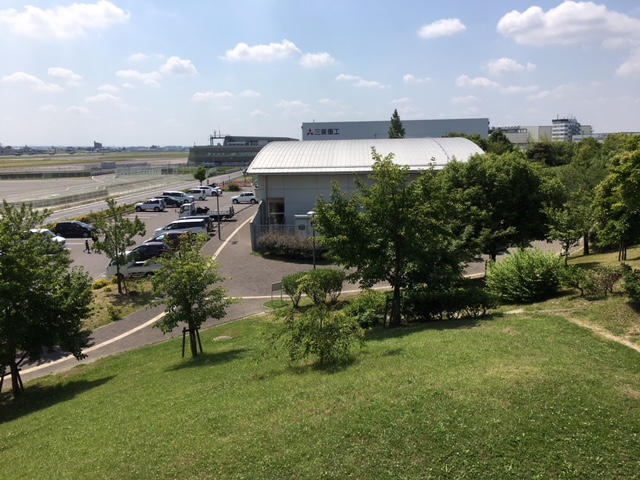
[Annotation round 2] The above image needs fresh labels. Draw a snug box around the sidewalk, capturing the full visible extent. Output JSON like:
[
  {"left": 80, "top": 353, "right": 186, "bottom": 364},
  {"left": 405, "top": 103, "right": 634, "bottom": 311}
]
[{"left": 18, "top": 211, "right": 315, "bottom": 384}]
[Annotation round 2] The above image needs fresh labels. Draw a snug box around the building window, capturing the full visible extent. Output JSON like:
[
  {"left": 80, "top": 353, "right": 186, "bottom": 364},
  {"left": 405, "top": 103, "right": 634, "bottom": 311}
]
[{"left": 268, "top": 198, "right": 285, "bottom": 225}]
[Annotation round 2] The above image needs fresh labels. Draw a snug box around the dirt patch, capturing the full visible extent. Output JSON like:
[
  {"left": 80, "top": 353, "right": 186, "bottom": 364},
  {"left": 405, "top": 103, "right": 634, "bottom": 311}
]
[
  {"left": 502, "top": 327, "right": 517, "bottom": 335},
  {"left": 564, "top": 317, "right": 640, "bottom": 354},
  {"left": 622, "top": 384, "right": 640, "bottom": 400},
  {"left": 505, "top": 309, "right": 525, "bottom": 315}
]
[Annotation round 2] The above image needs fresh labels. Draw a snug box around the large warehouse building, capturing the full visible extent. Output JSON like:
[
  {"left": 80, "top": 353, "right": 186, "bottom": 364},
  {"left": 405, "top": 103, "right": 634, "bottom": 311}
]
[
  {"left": 301, "top": 118, "right": 489, "bottom": 141},
  {"left": 247, "top": 137, "right": 484, "bottom": 243}
]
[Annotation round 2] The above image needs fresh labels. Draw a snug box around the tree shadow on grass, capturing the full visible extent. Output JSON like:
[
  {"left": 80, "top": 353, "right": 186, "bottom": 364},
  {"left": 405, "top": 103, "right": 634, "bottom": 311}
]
[
  {"left": 165, "top": 348, "right": 248, "bottom": 372},
  {"left": 365, "top": 317, "right": 486, "bottom": 343},
  {"left": 0, "top": 375, "right": 115, "bottom": 424}
]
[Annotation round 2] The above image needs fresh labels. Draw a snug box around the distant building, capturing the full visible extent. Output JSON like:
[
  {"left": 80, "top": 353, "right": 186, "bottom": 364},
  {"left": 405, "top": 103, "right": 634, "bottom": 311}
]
[
  {"left": 492, "top": 117, "right": 592, "bottom": 148},
  {"left": 301, "top": 118, "right": 489, "bottom": 141},
  {"left": 188, "top": 135, "right": 297, "bottom": 167}
]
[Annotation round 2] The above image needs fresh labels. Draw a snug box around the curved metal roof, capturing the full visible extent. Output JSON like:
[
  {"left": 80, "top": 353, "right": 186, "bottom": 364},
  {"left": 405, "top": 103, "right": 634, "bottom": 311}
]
[{"left": 247, "top": 137, "right": 484, "bottom": 174}]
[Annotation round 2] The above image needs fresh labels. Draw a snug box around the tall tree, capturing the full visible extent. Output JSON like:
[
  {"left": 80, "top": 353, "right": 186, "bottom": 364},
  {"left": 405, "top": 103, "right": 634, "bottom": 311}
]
[
  {"left": 93, "top": 198, "right": 146, "bottom": 294},
  {"left": 485, "top": 130, "right": 514, "bottom": 155},
  {"left": 0, "top": 202, "right": 93, "bottom": 399},
  {"left": 151, "top": 236, "right": 232, "bottom": 357},
  {"left": 315, "top": 148, "right": 464, "bottom": 327},
  {"left": 194, "top": 166, "right": 207, "bottom": 185},
  {"left": 388, "top": 109, "right": 406, "bottom": 139},
  {"left": 437, "top": 151, "right": 549, "bottom": 261}
]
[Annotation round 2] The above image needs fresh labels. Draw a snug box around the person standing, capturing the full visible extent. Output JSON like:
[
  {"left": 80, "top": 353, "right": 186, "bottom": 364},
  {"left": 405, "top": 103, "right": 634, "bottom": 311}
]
[{"left": 84, "top": 238, "right": 92, "bottom": 253}]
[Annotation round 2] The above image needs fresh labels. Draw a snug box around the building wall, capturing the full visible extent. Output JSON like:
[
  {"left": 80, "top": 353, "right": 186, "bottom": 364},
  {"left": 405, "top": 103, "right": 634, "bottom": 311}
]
[{"left": 301, "top": 118, "right": 489, "bottom": 141}]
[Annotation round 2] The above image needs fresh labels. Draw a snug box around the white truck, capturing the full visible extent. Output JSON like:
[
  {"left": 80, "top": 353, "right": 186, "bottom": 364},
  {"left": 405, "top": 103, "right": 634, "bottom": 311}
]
[
  {"left": 178, "top": 202, "right": 235, "bottom": 222},
  {"left": 105, "top": 258, "right": 162, "bottom": 280}
]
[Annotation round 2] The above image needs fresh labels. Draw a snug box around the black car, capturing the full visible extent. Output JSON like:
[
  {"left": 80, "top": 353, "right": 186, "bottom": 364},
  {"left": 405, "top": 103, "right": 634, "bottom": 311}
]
[
  {"left": 126, "top": 242, "right": 171, "bottom": 262},
  {"left": 53, "top": 221, "right": 98, "bottom": 238},
  {"left": 154, "top": 196, "right": 182, "bottom": 208}
]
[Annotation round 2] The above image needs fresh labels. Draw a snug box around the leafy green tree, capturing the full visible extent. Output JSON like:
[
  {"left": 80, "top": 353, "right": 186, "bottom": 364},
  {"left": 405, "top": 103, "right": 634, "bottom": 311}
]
[
  {"left": 388, "top": 109, "right": 406, "bottom": 139},
  {"left": 544, "top": 204, "right": 584, "bottom": 265},
  {"left": 486, "top": 130, "right": 514, "bottom": 155},
  {"left": 593, "top": 147, "right": 640, "bottom": 260},
  {"left": 151, "top": 236, "right": 232, "bottom": 357},
  {"left": 93, "top": 198, "right": 146, "bottom": 294},
  {"left": 0, "top": 202, "right": 93, "bottom": 399},
  {"left": 194, "top": 166, "right": 207, "bottom": 185},
  {"left": 444, "top": 132, "right": 488, "bottom": 151},
  {"left": 315, "top": 148, "right": 464, "bottom": 327},
  {"left": 438, "top": 152, "right": 549, "bottom": 261}
]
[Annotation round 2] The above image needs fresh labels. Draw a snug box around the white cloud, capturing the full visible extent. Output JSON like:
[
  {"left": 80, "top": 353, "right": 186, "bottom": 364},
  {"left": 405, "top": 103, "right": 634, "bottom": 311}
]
[
  {"left": 250, "top": 110, "right": 268, "bottom": 118},
  {"left": 418, "top": 18, "right": 466, "bottom": 39},
  {"left": 617, "top": 47, "right": 640, "bottom": 78},
  {"left": 486, "top": 58, "right": 536, "bottom": 75},
  {"left": 48, "top": 67, "right": 83, "bottom": 85},
  {"left": 160, "top": 56, "right": 197, "bottom": 76},
  {"left": 501, "top": 85, "right": 540, "bottom": 95},
  {"left": 336, "top": 74, "right": 385, "bottom": 88},
  {"left": 390, "top": 97, "right": 412, "bottom": 105},
  {"left": 318, "top": 98, "right": 339, "bottom": 106},
  {"left": 299, "top": 52, "right": 336, "bottom": 68},
  {"left": 239, "top": 90, "right": 261, "bottom": 98},
  {"left": 98, "top": 84, "right": 118, "bottom": 92},
  {"left": 451, "top": 95, "right": 480, "bottom": 105},
  {"left": 456, "top": 75, "right": 500, "bottom": 88},
  {"left": 403, "top": 74, "right": 430, "bottom": 84},
  {"left": 221, "top": 39, "right": 301, "bottom": 62},
  {"left": 85, "top": 93, "right": 120, "bottom": 103},
  {"left": 0, "top": 1, "right": 130, "bottom": 40},
  {"left": 192, "top": 91, "right": 234, "bottom": 103},
  {"left": 1, "top": 72, "right": 62, "bottom": 92},
  {"left": 276, "top": 100, "right": 312, "bottom": 116},
  {"left": 65, "top": 106, "right": 93, "bottom": 117},
  {"left": 497, "top": 2, "right": 640, "bottom": 46},
  {"left": 116, "top": 69, "right": 161, "bottom": 87},
  {"left": 128, "top": 53, "right": 149, "bottom": 62}
]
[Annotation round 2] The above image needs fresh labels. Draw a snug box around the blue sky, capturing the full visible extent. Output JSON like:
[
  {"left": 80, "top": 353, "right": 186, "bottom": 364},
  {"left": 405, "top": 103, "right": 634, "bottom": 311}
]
[{"left": 1, "top": 0, "right": 639, "bottom": 147}]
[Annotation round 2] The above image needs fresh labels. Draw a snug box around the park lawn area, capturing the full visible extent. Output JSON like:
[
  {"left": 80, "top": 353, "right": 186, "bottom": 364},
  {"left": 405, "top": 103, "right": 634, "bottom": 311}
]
[{"left": 1, "top": 310, "right": 639, "bottom": 479}]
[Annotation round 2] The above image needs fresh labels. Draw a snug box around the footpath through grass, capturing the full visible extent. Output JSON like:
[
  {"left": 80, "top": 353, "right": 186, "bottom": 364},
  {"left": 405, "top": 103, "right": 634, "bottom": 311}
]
[{"left": 1, "top": 309, "right": 639, "bottom": 479}]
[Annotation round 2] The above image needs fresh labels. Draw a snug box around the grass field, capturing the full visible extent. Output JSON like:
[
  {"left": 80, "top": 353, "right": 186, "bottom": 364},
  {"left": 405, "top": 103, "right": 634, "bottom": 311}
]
[
  {"left": 0, "top": 151, "right": 188, "bottom": 169},
  {"left": 1, "top": 301, "right": 639, "bottom": 479}
]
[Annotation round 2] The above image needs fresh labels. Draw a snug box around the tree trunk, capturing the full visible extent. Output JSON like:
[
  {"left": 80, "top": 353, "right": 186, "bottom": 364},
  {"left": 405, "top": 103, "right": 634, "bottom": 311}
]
[
  {"left": 9, "top": 360, "right": 23, "bottom": 399},
  {"left": 189, "top": 322, "right": 199, "bottom": 357},
  {"left": 583, "top": 232, "right": 590, "bottom": 256},
  {"left": 390, "top": 285, "right": 402, "bottom": 327}
]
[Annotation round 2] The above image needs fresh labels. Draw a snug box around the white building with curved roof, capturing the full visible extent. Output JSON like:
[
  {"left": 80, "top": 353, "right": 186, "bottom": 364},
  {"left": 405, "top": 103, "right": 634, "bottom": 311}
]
[{"left": 247, "top": 137, "right": 483, "bottom": 228}]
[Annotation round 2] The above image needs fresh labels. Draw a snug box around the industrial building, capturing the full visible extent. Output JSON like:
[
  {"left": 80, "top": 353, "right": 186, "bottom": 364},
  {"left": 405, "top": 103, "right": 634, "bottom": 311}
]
[
  {"left": 188, "top": 134, "right": 297, "bottom": 167},
  {"left": 301, "top": 118, "right": 489, "bottom": 141},
  {"left": 247, "top": 137, "right": 484, "bottom": 243},
  {"left": 492, "top": 117, "right": 593, "bottom": 149}
]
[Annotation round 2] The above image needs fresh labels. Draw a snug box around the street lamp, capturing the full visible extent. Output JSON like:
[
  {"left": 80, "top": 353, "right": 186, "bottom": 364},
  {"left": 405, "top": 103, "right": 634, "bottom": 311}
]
[
  {"left": 216, "top": 193, "right": 221, "bottom": 240},
  {"left": 307, "top": 210, "right": 316, "bottom": 270}
]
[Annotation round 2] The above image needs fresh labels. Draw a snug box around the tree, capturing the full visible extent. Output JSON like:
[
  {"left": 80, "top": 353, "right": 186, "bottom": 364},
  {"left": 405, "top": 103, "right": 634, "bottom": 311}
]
[
  {"left": 0, "top": 202, "right": 93, "bottom": 399},
  {"left": 485, "top": 130, "right": 514, "bottom": 155},
  {"left": 194, "top": 166, "right": 207, "bottom": 185},
  {"left": 315, "top": 148, "right": 465, "bottom": 327},
  {"left": 437, "top": 151, "right": 549, "bottom": 261},
  {"left": 93, "top": 198, "right": 146, "bottom": 294},
  {"left": 388, "top": 109, "right": 406, "bottom": 139},
  {"left": 151, "top": 236, "right": 232, "bottom": 357},
  {"left": 544, "top": 204, "right": 584, "bottom": 265}
]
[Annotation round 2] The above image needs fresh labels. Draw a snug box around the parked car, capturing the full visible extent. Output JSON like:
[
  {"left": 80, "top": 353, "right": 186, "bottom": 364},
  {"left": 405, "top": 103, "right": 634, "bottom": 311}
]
[
  {"left": 53, "top": 221, "right": 98, "bottom": 238},
  {"left": 154, "top": 195, "right": 182, "bottom": 208},
  {"left": 231, "top": 192, "right": 258, "bottom": 204},
  {"left": 126, "top": 242, "right": 171, "bottom": 262},
  {"left": 162, "top": 190, "right": 195, "bottom": 205},
  {"left": 105, "top": 258, "right": 162, "bottom": 280},
  {"left": 135, "top": 198, "right": 165, "bottom": 212},
  {"left": 30, "top": 228, "right": 66, "bottom": 247},
  {"left": 145, "top": 230, "right": 195, "bottom": 249},
  {"left": 187, "top": 188, "right": 207, "bottom": 201},
  {"left": 200, "top": 186, "right": 223, "bottom": 196},
  {"left": 153, "top": 218, "right": 208, "bottom": 237}
]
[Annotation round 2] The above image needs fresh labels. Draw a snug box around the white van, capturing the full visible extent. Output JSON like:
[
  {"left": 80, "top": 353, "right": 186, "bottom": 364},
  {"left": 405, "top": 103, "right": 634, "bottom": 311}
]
[
  {"left": 162, "top": 191, "right": 195, "bottom": 205},
  {"left": 154, "top": 218, "right": 208, "bottom": 236}
]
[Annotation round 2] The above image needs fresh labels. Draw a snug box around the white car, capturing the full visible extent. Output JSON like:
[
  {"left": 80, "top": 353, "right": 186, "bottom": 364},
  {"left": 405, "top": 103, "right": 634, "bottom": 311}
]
[
  {"left": 187, "top": 188, "right": 207, "bottom": 201},
  {"left": 135, "top": 198, "right": 165, "bottom": 212},
  {"left": 200, "top": 186, "right": 223, "bottom": 197},
  {"left": 30, "top": 228, "right": 66, "bottom": 247},
  {"left": 231, "top": 192, "right": 258, "bottom": 204}
]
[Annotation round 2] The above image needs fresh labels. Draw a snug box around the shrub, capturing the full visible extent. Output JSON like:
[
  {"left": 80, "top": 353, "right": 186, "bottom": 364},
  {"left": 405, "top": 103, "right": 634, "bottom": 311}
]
[
  {"left": 622, "top": 264, "right": 640, "bottom": 301},
  {"left": 402, "top": 286, "right": 496, "bottom": 322},
  {"left": 343, "top": 290, "right": 388, "bottom": 328},
  {"left": 584, "top": 264, "right": 625, "bottom": 297},
  {"left": 106, "top": 305, "right": 122, "bottom": 322},
  {"left": 93, "top": 278, "right": 110, "bottom": 290},
  {"left": 281, "top": 271, "right": 307, "bottom": 307},
  {"left": 307, "top": 269, "right": 345, "bottom": 303},
  {"left": 271, "top": 304, "right": 364, "bottom": 366},
  {"left": 558, "top": 265, "right": 588, "bottom": 296},
  {"left": 485, "top": 248, "right": 563, "bottom": 303},
  {"left": 227, "top": 183, "right": 241, "bottom": 191},
  {"left": 257, "top": 231, "right": 319, "bottom": 260}
]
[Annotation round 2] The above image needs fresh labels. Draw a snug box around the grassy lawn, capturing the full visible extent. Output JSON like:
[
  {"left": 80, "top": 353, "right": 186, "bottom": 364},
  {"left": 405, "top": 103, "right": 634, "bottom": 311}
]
[{"left": 1, "top": 308, "right": 639, "bottom": 479}]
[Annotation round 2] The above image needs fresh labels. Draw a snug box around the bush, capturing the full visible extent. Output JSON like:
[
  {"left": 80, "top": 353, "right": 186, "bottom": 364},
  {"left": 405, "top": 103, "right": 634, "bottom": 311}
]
[
  {"left": 402, "top": 286, "right": 496, "bottom": 322},
  {"left": 227, "top": 183, "right": 241, "bottom": 191},
  {"left": 343, "top": 290, "right": 388, "bottom": 328},
  {"left": 282, "top": 271, "right": 307, "bottom": 307},
  {"left": 257, "top": 231, "right": 322, "bottom": 260},
  {"left": 93, "top": 278, "right": 110, "bottom": 290},
  {"left": 271, "top": 304, "right": 364, "bottom": 366},
  {"left": 622, "top": 264, "right": 640, "bottom": 301},
  {"left": 486, "top": 248, "right": 563, "bottom": 303},
  {"left": 558, "top": 265, "right": 588, "bottom": 296},
  {"left": 281, "top": 269, "right": 346, "bottom": 307}
]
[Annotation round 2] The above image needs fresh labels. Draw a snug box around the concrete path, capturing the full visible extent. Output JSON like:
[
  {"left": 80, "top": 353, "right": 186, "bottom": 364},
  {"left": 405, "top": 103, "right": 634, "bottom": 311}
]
[{"left": 17, "top": 211, "right": 315, "bottom": 384}]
